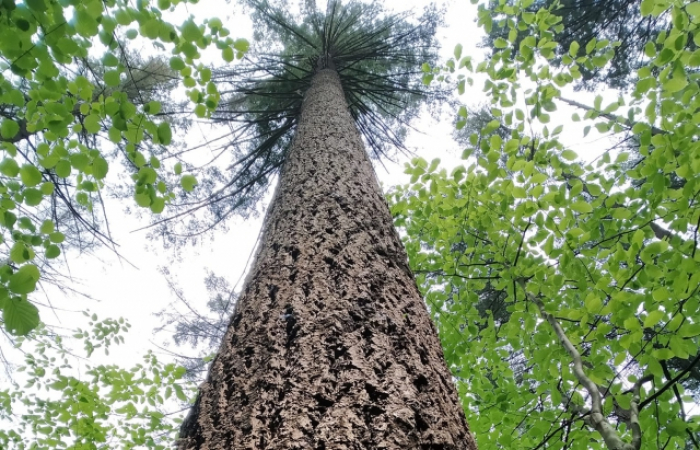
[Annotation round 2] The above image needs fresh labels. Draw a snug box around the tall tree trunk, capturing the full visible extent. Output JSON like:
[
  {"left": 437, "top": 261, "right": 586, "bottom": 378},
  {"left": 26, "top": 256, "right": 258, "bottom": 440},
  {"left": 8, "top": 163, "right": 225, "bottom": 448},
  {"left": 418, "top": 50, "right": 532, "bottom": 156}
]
[{"left": 178, "top": 69, "right": 477, "bottom": 450}]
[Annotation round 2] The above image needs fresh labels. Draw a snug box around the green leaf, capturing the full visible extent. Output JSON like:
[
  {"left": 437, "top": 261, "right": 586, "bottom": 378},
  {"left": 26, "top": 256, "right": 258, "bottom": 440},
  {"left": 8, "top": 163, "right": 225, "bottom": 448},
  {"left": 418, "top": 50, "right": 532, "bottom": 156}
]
[
  {"left": 40, "top": 182, "right": 54, "bottom": 195},
  {"left": 49, "top": 232, "right": 65, "bottom": 244},
  {"left": 20, "top": 165, "right": 43, "bottom": 187},
  {"left": 104, "top": 70, "right": 121, "bottom": 87},
  {"left": 531, "top": 173, "right": 548, "bottom": 184},
  {"left": 25, "top": 0, "right": 47, "bottom": 12},
  {"left": 45, "top": 245, "right": 61, "bottom": 259},
  {"left": 569, "top": 41, "right": 580, "bottom": 56},
  {"left": 679, "top": 323, "right": 700, "bottom": 338},
  {"left": 494, "top": 37, "right": 508, "bottom": 48},
  {"left": 140, "top": 19, "right": 162, "bottom": 39},
  {"left": 92, "top": 157, "right": 109, "bottom": 180},
  {"left": 135, "top": 192, "right": 152, "bottom": 207},
  {"left": 74, "top": 10, "right": 98, "bottom": 37},
  {"left": 584, "top": 293, "right": 602, "bottom": 312},
  {"left": 199, "top": 68, "right": 212, "bottom": 83},
  {"left": 664, "top": 76, "right": 687, "bottom": 93},
  {"left": 169, "top": 57, "right": 185, "bottom": 71},
  {"left": 687, "top": 2, "right": 700, "bottom": 17},
  {"left": 83, "top": 115, "right": 101, "bottom": 133},
  {"left": 652, "top": 348, "right": 675, "bottom": 360},
  {"left": 70, "top": 153, "right": 89, "bottom": 171},
  {"left": 644, "top": 310, "right": 664, "bottom": 328},
  {"left": 454, "top": 43, "right": 463, "bottom": 60},
  {"left": 174, "top": 162, "right": 183, "bottom": 175},
  {"left": 146, "top": 101, "right": 162, "bottom": 115},
  {"left": 10, "top": 242, "right": 33, "bottom": 264},
  {"left": 157, "top": 122, "right": 172, "bottom": 145},
  {"left": 150, "top": 197, "right": 165, "bottom": 214},
  {"left": 0, "top": 158, "right": 20, "bottom": 177},
  {"left": 181, "top": 20, "right": 202, "bottom": 41},
  {"left": 624, "top": 316, "right": 641, "bottom": 331},
  {"left": 652, "top": 286, "right": 669, "bottom": 302},
  {"left": 40, "top": 220, "right": 54, "bottom": 234},
  {"left": 8, "top": 264, "right": 40, "bottom": 294},
  {"left": 174, "top": 384, "right": 187, "bottom": 401},
  {"left": 512, "top": 186, "right": 527, "bottom": 198},
  {"left": 181, "top": 174, "right": 198, "bottom": 192},
  {"left": 108, "top": 126, "right": 122, "bottom": 143},
  {"left": 222, "top": 47, "right": 234, "bottom": 62},
  {"left": 102, "top": 52, "right": 119, "bottom": 67},
  {"left": 23, "top": 188, "right": 43, "bottom": 206},
  {"left": 570, "top": 201, "right": 593, "bottom": 213},
  {"left": 561, "top": 150, "right": 577, "bottom": 161},
  {"left": 641, "top": 241, "right": 669, "bottom": 263},
  {"left": 0, "top": 119, "right": 20, "bottom": 139},
  {"left": 3, "top": 297, "right": 39, "bottom": 335},
  {"left": 55, "top": 160, "right": 71, "bottom": 178},
  {"left": 233, "top": 38, "right": 250, "bottom": 53}
]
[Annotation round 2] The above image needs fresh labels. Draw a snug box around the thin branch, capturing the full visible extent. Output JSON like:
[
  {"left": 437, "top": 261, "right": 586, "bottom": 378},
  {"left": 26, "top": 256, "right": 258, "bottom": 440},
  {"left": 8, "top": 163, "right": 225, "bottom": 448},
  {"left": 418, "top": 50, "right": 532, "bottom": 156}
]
[{"left": 519, "top": 279, "right": 640, "bottom": 450}]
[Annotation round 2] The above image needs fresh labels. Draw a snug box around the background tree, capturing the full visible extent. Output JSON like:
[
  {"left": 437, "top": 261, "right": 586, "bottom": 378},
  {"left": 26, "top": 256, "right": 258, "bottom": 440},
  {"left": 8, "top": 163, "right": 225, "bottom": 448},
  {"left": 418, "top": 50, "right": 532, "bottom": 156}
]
[
  {"left": 156, "top": 269, "right": 237, "bottom": 381},
  {"left": 143, "top": 0, "right": 454, "bottom": 246}
]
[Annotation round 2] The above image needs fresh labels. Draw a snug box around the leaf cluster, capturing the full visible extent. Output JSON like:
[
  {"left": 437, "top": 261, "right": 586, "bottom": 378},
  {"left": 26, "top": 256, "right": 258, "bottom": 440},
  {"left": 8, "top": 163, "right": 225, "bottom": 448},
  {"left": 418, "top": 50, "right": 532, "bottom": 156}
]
[
  {"left": 0, "top": 316, "right": 194, "bottom": 449},
  {"left": 0, "top": 0, "right": 248, "bottom": 335},
  {"left": 480, "top": 0, "right": 698, "bottom": 91}
]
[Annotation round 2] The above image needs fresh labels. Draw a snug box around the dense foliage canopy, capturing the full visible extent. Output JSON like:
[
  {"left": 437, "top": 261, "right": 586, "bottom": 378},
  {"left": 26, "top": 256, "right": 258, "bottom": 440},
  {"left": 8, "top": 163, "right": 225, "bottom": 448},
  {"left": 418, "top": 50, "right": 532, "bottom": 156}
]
[
  {"left": 392, "top": 0, "right": 700, "bottom": 449},
  {"left": 484, "top": 0, "right": 698, "bottom": 90},
  {"left": 0, "top": 0, "right": 252, "bottom": 335}
]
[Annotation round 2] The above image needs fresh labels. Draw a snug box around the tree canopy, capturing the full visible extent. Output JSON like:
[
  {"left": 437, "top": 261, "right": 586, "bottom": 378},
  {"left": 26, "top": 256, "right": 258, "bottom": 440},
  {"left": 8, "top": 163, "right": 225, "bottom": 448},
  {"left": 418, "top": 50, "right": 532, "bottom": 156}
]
[
  {"left": 393, "top": 0, "right": 700, "bottom": 449},
  {"left": 146, "top": 0, "right": 444, "bottom": 242},
  {"left": 0, "top": 0, "right": 249, "bottom": 335}
]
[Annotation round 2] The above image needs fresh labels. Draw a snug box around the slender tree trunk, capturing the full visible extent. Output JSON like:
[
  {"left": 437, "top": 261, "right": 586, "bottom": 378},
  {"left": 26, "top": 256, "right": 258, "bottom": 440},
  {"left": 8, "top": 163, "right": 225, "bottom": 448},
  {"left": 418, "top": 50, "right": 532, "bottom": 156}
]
[{"left": 178, "top": 69, "right": 477, "bottom": 450}]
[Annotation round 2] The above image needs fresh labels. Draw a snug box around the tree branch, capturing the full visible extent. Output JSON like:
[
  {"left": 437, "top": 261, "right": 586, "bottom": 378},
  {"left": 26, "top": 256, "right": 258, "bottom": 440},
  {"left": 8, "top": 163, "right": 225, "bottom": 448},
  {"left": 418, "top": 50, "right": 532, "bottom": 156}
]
[
  {"left": 640, "top": 351, "right": 700, "bottom": 409},
  {"left": 558, "top": 96, "right": 666, "bottom": 136},
  {"left": 519, "top": 279, "right": 641, "bottom": 450},
  {"left": 629, "top": 374, "right": 653, "bottom": 450}
]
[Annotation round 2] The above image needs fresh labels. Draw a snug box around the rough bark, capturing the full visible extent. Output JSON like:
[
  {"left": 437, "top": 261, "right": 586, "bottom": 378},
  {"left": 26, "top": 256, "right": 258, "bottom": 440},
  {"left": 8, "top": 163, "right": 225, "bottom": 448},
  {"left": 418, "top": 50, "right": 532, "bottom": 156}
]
[{"left": 178, "top": 69, "right": 477, "bottom": 450}]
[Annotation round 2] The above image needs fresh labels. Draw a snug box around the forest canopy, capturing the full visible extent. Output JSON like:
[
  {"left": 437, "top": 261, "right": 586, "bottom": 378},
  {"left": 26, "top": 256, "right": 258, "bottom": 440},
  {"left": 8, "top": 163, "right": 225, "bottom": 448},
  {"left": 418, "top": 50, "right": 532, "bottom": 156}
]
[{"left": 0, "top": 0, "right": 699, "bottom": 449}]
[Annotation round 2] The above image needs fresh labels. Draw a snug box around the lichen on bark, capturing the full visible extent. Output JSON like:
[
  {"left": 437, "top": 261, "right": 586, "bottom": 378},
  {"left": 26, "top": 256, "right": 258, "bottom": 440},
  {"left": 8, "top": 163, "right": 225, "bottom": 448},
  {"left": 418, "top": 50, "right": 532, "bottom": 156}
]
[{"left": 177, "top": 69, "right": 477, "bottom": 450}]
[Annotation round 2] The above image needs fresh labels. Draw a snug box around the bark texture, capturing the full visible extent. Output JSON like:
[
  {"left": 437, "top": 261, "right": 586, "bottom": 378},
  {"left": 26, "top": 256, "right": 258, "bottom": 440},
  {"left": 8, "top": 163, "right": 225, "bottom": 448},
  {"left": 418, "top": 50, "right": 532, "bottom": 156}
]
[{"left": 178, "top": 69, "right": 477, "bottom": 450}]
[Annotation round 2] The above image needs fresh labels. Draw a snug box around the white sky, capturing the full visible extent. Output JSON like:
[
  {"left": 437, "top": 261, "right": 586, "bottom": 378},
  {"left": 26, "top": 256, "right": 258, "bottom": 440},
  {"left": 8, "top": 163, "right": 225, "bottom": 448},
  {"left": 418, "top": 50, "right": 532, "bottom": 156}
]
[{"left": 0, "top": 0, "right": 613, "bottom": 386}]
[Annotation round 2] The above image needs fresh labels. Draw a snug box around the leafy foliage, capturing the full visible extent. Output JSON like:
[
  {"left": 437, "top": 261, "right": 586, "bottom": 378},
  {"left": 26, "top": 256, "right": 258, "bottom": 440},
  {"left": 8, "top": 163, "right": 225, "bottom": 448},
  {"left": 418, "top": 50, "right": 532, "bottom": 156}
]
[
  {"left": 0, "top": 315, "right": 195, "bottom": 449},
  {"left": 0, "top": 0, "right": 247, "bottom": 334},
  {"left": 481, "top": 0, "right": 698, "bottom": 90},
  {"left": 393, "top": 0, "right": 700, "bottom": 449}
]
